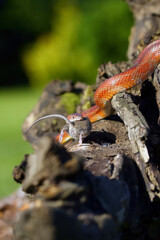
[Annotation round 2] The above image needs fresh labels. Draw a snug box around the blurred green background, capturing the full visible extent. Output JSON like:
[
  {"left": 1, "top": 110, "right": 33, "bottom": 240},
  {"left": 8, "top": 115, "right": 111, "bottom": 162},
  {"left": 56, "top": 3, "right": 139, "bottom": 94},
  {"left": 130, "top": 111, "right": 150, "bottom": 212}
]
[{"left": 0, "top": 0, "right": 133, "bottom": 197}]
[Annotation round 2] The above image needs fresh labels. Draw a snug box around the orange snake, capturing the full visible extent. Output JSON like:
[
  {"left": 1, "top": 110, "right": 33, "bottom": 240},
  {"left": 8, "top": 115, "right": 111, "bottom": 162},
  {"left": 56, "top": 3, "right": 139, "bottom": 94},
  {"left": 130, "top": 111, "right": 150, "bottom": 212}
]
[{"left": 56, "top": 40, "right": 160, "bottom": 143}]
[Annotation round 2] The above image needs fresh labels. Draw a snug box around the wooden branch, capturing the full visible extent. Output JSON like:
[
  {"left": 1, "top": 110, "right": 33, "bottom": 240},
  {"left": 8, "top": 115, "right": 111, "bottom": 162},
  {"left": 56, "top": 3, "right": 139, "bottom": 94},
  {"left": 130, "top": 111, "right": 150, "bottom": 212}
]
[
  {"left": 111, "top": 92, "right": 154, "bottom": 199},
  {"left": 111, "top": 92, "right": 149, "bottom": 162}
]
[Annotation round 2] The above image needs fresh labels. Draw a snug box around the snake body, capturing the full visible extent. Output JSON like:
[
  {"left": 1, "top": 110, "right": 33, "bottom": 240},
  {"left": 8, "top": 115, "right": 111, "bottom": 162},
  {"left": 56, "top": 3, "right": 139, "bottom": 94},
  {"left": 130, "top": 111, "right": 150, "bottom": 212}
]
[{"left": 57, "top": 40, "right": 160, "bottom": 143}]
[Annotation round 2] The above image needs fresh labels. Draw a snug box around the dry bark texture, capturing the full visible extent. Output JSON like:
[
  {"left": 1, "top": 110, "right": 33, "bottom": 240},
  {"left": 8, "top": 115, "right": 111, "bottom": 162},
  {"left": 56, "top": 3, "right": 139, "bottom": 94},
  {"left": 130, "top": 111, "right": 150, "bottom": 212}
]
[
  {"left": 126, "top": 0, "right": 160, "bottom": 59},
  {"left": 1, "top": 1, "right": 160, "bottom": 240}
]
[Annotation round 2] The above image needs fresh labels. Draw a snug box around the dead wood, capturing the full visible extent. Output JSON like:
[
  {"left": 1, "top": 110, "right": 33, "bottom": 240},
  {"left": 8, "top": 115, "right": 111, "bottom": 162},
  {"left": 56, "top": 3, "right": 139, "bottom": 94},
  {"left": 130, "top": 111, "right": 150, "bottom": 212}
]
[
  {"left": 1, "top": 1, "right": 160, "bottom": 240},
  {"left": 126, "top": 0, "right": 160, "bottom": 60},
  {"left": 12, "top": 62, "right": 160, "bottom": 239}
]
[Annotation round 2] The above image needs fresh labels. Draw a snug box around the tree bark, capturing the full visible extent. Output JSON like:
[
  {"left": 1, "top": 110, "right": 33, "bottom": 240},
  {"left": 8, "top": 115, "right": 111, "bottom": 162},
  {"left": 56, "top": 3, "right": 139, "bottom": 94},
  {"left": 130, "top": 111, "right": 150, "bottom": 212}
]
[{"left": 1, "top": 1, "right": 160, "bottom": 240}]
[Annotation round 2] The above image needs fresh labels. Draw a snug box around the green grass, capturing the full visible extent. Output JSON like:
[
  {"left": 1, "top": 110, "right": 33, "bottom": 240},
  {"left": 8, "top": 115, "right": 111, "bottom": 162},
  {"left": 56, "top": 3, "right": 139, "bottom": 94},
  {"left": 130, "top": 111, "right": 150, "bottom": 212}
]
[{"left": 0, "top": 87, "right": 42, "bottom": 198}]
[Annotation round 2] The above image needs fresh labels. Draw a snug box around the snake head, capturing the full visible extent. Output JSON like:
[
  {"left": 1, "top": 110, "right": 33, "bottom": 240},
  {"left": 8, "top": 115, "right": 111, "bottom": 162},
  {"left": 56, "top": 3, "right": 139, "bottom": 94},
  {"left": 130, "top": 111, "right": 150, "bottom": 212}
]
[{"left": 67, "top": 113, "right": 83, "bottom": 122}]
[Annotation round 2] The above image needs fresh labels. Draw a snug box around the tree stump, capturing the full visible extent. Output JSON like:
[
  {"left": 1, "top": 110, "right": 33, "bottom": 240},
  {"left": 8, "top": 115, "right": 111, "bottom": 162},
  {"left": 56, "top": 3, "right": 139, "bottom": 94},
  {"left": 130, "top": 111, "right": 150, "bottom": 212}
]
[{"left": 1, "top": 1, "right": 160, "bottom": 240}]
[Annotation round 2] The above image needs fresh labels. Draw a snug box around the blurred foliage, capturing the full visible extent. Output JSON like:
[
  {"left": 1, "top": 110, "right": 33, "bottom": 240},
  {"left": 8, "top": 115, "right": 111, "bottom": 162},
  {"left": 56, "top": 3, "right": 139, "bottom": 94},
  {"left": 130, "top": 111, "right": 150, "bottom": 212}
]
[
  {"left": 0, "top": 0, "right": 54, "bottom": 32},
  {"left": 23, "top": 0, "right": 133, "bottom": 86},
  {"left": 0, "top": 88, "right": 42, "bottom": 197},
  {"left": 0, "top": 0, "right": 54, "bottom": 86},
  {"left": 0, "top": 0, "right": 133, "bottom": 87}
]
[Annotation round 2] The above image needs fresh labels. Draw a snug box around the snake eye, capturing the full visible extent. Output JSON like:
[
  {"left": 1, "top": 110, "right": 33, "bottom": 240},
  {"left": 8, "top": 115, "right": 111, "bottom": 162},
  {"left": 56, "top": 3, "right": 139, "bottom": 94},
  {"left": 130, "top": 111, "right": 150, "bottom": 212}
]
[{"left": 67, "top": 113, "right": 83, "bottom": 122}]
